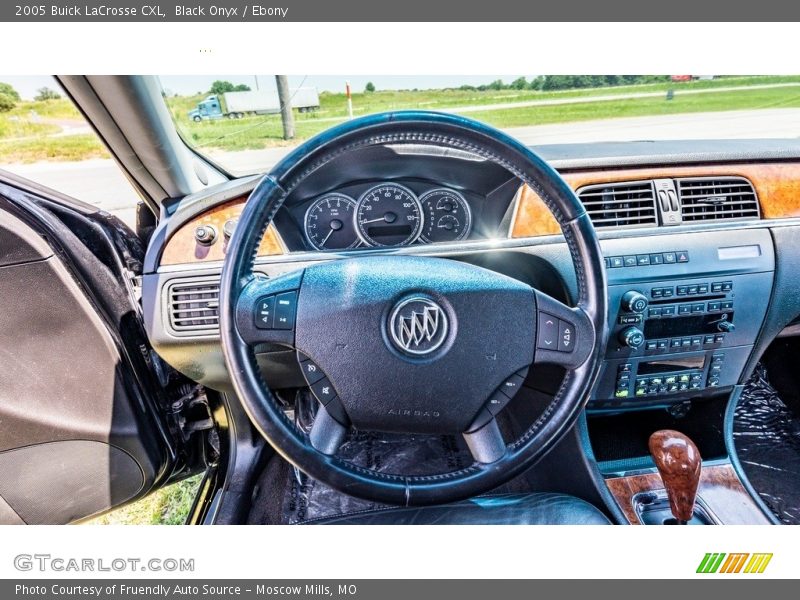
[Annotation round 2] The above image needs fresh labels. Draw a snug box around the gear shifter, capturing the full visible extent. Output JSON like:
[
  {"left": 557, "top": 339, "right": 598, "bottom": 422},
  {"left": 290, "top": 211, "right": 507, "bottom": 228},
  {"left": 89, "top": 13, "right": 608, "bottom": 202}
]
[{"left": 648, "top": 430, "right": 702, "bottom": 524}]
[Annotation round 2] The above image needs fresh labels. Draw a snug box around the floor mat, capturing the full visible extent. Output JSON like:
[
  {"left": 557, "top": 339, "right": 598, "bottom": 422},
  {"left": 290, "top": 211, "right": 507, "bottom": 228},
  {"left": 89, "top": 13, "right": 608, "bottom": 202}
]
[
  {"left": 733, "top": 364, "right": 800, "bottom": 525},
  {"left": 281, "top": 430, "right": 476, "bottom": 524}
]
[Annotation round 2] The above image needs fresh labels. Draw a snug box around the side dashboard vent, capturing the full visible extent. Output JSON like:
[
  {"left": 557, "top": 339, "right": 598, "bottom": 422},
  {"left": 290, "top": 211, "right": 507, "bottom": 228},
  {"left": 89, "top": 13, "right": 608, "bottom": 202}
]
[
  {"left": 577, "top": 181, "right": 658, "bottom": 228},
  {"left": 677, "top": 177, "right": 760, "bottom": 222},
  {"left": 167, "top": 278, "right": 220, "bottom": 333}
]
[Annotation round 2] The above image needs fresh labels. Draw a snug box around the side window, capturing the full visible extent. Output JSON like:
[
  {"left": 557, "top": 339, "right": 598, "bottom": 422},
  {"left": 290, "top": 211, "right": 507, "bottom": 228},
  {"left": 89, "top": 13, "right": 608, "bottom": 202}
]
[{"left": 0, "top": 76, "right": 138, "bottom": 227}]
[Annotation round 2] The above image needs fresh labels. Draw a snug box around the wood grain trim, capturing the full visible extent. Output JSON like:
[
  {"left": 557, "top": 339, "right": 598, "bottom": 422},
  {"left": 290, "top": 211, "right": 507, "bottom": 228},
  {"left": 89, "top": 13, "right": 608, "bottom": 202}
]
[
  {"left": 605, "top": 463, "right": 771, "bottom": 525},
  {"left": 160, "top": 197, "right": 284, "bottom": 266},
  {"left": 510, "top": 162, "right": 800, "bottom": 239}
]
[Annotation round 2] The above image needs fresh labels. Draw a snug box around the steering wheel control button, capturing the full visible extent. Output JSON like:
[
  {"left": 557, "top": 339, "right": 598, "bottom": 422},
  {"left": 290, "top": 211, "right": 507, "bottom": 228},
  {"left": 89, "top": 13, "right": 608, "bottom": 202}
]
[
  {"left": 299, "top": 357, "right": 326, "bottom": 385},
  {"left": 274, "top": 291, "right": 297, "bottom": 330},
  {"left": 255, "top": 295, "right": 276, "bottom": 329},
  {"left": 486, "top": 390, "right": 511, "bottom": 416},
  {"left": 499, "top": 373, "right": 526, "bottom": 398},
  {"left": 558, "top": 319, "right": 575, "bottom": 352},
  {"left": 537, "top": 312, "right": 559, "bottom": 350},
  {"left": 311, "top": 377, "right": 337, "bottom": 405}
]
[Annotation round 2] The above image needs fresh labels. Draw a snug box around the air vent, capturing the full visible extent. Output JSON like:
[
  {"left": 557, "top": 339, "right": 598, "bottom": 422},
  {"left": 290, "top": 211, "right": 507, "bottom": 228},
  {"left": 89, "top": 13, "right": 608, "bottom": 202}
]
[
  {"left": 167, "top": 278, "right": 220, "bottom": 333},
  {"left": 677, "top": 177, "right": 760, "bottom": 222},
  {"left": 577, "top": 181, "right": 658, "bottom": 228}
]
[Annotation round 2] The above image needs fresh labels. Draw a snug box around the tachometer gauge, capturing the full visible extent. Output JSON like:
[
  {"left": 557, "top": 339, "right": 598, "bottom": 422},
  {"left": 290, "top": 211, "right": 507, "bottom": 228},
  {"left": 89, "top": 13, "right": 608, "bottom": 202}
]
[
  {"left": 304, "top": 193, "right": 359, "bottom": 251},
  {"left": 356, "top": 183, "right": 423, "bottom": 247},
  {"left": 419, "top": 188, "right": 472, "bottom": 243}
]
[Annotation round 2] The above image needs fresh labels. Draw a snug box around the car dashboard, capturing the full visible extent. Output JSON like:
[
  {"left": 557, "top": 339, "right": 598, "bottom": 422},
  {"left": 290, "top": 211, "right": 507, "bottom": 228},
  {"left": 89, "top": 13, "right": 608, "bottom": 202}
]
[{"left": 141, "top": 139, "right": 800, "bottom": 418}]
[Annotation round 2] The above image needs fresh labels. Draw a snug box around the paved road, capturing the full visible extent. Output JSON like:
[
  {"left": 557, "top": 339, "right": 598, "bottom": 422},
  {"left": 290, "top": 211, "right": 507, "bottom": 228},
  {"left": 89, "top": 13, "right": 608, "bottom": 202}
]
[
  {"left": 206, "top": 108, "right": 800, "bottom": 172},
  {"left": 5, "top": 108, "right": 800, "bottom": 228}
]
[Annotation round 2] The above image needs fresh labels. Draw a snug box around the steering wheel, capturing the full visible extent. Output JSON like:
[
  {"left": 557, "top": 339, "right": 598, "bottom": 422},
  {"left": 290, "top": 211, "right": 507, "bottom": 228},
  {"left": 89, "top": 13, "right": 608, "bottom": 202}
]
[{"left": 219, "top": 111, "right": 607, "bottom": 506}]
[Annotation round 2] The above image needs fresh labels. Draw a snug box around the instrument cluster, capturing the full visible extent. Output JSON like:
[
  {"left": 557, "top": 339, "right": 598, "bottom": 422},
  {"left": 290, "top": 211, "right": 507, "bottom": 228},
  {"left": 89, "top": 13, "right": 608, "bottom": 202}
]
[{"left": 303, "top": 183, "right": 473, "bottom": 251}]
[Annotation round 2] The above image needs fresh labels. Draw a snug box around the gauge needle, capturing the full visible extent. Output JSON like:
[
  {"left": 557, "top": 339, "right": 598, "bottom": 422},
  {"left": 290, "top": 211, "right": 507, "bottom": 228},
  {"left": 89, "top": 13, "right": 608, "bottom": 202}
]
[
  {"left": 318, "top": 228, "right": 334, "bottom": 248},
  {"left": 361, "top": 212, "right": 397, "bottom": 224}
]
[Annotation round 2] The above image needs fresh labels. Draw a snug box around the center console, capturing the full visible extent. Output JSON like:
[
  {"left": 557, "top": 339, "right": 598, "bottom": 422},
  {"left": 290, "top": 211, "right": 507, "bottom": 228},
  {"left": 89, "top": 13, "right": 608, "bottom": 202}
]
[{"left": 590, "top": 228, "right": 774, "bottom": 411}]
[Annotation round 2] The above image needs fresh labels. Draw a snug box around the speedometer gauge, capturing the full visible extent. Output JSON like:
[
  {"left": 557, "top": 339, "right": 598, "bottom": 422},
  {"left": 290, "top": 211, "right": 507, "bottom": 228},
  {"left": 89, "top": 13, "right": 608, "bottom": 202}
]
[
  {"left": 419, "top": 188, "right": 472, "bottom": 243},
  {"left": 304, "top": 193, "right": 359, "bottom": 251},
  {"left": 356, "top": 183, "right": 423, "bottom": 247}
]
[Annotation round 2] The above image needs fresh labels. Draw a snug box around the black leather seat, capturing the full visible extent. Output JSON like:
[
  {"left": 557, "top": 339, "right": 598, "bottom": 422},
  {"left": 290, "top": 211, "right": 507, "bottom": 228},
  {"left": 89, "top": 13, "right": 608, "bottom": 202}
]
[{"left": 308, "top": 492, "right": 611, "bottom": 525}]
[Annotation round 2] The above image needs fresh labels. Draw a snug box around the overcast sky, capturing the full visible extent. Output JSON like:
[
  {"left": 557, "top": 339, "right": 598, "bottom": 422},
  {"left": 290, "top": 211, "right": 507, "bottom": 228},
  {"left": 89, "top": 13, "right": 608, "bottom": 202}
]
[{"left": 0, "top": 75, "right": 528, "bottom": 99}]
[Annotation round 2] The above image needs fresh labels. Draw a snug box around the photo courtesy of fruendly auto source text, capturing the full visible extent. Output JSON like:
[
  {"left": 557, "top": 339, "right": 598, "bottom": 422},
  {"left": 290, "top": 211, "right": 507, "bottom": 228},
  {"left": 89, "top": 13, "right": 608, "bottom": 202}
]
[{"left": 0, "top": 0, "right": 799, "bottom": 593}]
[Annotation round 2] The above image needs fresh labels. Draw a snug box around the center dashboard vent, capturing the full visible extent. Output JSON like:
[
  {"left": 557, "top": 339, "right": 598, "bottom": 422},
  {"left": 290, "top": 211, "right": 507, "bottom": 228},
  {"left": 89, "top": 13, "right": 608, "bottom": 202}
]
[
  {"left": 576, "top": 181, "right": 658, "bottom": 228},
  {"left": 677, "top": 176, "right": 760, "bottom": 222},
  {"left": 167, "top": 278, "right": 220, "bottom": 333}
]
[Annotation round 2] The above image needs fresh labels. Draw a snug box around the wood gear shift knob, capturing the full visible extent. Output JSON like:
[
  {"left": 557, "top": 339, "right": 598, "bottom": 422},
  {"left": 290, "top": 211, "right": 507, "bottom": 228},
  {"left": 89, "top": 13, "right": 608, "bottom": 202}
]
[{"left": 648, "top": 429, "right": 702, "bottom": 523}]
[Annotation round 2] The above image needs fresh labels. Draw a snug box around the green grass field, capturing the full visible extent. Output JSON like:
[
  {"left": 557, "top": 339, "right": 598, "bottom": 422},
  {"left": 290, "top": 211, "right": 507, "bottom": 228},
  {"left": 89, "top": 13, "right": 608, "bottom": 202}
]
[
  {"left": 2, "top": 75, "right": 800, "bottom": 165},
  {"left": 167, "top": 75, "right": 800, "bottom": 153},
  {"left": 88, "top": 475, "right": 202, "bottom": 525}
]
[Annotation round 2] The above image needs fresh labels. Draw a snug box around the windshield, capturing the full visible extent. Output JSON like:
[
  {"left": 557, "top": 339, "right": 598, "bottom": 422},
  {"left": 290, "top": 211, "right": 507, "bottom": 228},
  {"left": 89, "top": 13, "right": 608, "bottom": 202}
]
[{"left": 158, "top": 75, "right": 800, "bottom": 176}]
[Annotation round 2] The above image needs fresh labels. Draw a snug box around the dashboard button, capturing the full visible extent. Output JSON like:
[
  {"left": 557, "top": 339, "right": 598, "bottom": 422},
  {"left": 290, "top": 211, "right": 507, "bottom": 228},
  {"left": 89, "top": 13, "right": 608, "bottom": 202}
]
[
  {"left": 677, "top": 285, "right": 688, "bottom": 296},
  {"left": 656, "top": 339, "right": 668, "bottom": 350},
  {"left": 662, "top": 287, "right": 674, "bottom": 298},
  {"left": 650, "top": 253, "right": 664, "bottom": 265},
  {"left": 663, "top": 252, "right": 677, "bottom": 264},
  {"left": 255, "top": 295, "right": 276, "bottom": 329},
  {"left": 274, "top": 291, "right": 297, "bottom": 330},
  {"left": 610, "top": 256, "right": 625, "bottom": 268},
  {"left": 698, "top": 283, "right": 710, "bottom": 294},
  {"left": 721, "top": 281, "right": 733, "bottom": 292},
  {"left": 637, "top": 254, "right": 651, "bottom": 266},
  {"left": 623, "top": 255, "right": 637, "bottom": 267},
  {"left": 711, "top": 282, "right": 723, "bottom": 293},
  {"left": 677, "top": 251, "right": 690, "bottom": 263}
]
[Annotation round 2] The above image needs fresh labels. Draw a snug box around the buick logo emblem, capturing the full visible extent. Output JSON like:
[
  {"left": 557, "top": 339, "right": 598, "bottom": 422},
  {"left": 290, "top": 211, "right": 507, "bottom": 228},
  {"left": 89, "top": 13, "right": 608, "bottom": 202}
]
[{"left": 388, "top": 297, "right": 448, "bottom": 356}]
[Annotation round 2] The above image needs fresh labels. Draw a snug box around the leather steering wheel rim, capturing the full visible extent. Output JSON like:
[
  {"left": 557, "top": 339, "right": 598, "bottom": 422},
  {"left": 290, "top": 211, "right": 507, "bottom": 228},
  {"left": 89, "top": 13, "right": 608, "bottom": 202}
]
[{"left": 219, "top": 111, "right": 607, "bottom": 506}]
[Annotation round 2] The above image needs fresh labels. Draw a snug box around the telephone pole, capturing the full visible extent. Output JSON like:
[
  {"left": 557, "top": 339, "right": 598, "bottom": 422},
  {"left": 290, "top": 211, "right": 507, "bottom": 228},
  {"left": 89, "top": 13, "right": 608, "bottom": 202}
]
[{"left": 275, "top": 75, "right": 294, "bottom": 140}]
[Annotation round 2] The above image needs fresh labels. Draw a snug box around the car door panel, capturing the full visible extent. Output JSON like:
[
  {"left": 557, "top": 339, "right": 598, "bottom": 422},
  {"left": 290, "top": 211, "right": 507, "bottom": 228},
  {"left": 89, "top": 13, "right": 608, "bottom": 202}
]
[{"left": 0, "top": 178, "right": 178, "bottom": 524}]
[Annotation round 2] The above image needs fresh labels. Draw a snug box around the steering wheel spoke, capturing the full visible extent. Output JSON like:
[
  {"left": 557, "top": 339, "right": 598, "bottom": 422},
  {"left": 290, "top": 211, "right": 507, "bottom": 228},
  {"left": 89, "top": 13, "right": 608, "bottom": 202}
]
[
  {"left": 533, "top": 289, "right": 595, "bottom": 370},
  {"left": 463, "top": 417, "right": 507, "bottom": 464},
  {"left": 309, "top": 403, "right": 349, "bottom": 455},
  {"left": 233, "top": 270, "right": 304, "bottom": 347}
]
